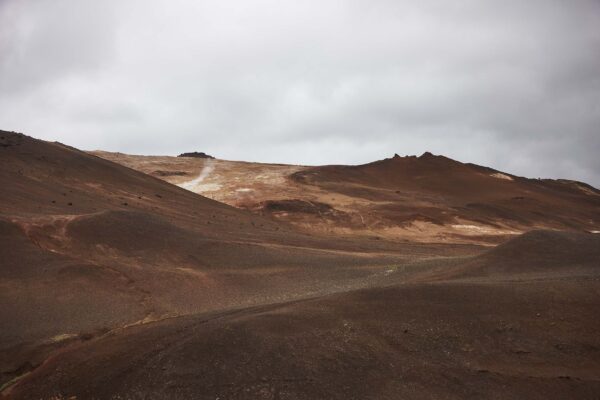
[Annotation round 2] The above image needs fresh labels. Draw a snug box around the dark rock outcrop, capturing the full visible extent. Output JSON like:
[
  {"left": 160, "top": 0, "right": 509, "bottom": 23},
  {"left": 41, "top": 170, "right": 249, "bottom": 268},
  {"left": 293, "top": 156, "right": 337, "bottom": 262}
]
[
  {"left": 177, "top": 152, "right": 214, "bottom": 159},
  {"left": 152, "top": 170, "right": 189, "bottom": 177}
]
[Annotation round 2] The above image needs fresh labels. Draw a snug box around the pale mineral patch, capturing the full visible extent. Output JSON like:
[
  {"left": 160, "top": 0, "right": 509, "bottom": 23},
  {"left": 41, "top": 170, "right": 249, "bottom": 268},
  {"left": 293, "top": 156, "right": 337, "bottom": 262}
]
[{"left": 490, "top": 172, "right": 513, "bottom": 181}]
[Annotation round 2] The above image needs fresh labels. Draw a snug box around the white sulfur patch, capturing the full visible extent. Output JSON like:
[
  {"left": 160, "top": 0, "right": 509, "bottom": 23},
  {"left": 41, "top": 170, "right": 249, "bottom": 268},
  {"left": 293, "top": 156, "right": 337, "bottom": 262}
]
[
  {"left": 452, "top": 224, "right": 488, "bottom": 231},
  {"left": 490, "top": 172, "right": 513, "bottom": 181},
  {"left": 451, "top": 224, "right": 520, "bottom": 235},
  {"left": 195, "top": 183, "right": 222, "bottom": 192}
]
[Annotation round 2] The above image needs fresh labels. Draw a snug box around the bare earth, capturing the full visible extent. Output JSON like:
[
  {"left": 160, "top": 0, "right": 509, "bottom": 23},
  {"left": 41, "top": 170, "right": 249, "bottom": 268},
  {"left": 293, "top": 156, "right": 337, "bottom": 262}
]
[
  {"left": 1, "top": 131, "right": 599, "bottom": 399},
  {"left": 93, "top": 150, "right": 600, "bottom": 245}
]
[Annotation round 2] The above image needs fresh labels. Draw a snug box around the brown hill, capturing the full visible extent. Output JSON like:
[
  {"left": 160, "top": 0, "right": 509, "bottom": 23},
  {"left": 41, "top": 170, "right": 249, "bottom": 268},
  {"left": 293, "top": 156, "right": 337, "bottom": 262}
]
[
  {"left": 93, "top": 150, "right": 600, "bottom": 244},
  {"left": 2, "top": 130, "right": 600, "bottom": 399},
  {"left": 0, "top": 131, "right": 475, "bottom": 392},
  {"left": 292, "top": 152, "right": 600, "bottom": 231},
  {"left": 455, "top": 230, "right": 600, "bottom": 278}
]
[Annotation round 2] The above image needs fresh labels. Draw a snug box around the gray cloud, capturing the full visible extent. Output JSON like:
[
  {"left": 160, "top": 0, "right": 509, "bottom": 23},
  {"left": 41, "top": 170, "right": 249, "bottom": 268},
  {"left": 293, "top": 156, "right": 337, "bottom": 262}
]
[{"left": 1, "top": 0, "right": 599, "bottom": 185}]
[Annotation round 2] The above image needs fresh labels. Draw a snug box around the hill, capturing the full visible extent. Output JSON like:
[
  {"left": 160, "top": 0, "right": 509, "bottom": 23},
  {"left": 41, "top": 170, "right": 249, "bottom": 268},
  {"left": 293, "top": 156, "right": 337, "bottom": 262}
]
[
  {"left": 93, "top": 151, "right": 600, "bottom": 244},
  {"left": 1, "top": 130, "right": 476, "bottom": 392},
  {"left": 454, "top": 230, "right": 600, "bottom": 278},
  {"left": 2, "top": 130, "right": 600, "bottom": 399}
]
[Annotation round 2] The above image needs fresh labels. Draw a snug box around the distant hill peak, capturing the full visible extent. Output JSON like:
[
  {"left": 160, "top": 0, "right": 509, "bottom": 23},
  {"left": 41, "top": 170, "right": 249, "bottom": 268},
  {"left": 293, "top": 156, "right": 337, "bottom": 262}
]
[
  {"left": 380, "top": 151, "right": 455, "bottom": 167},
  {"left": 177, "top": 151, "right": 215, "bottom": 159},
  {"left": 388, "top": 151, "right": 440, "bottom": 161}
]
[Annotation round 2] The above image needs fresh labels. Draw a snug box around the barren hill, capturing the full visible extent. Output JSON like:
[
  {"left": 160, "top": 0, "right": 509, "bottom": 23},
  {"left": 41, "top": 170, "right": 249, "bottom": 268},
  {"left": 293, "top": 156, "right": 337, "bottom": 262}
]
[
  {"left": 2, "top": 130, "right": 600, "bottom": 399},
  {"left": 455, "top": 230, "right": 600, "bottom": 278},
  {"left": 8, "top": 232, "right": 600, "bottom": 399},
  {"left": 93, "top": 150, "right": 600, "bottom": 244},
  {"left": 1, "top": 131, "right": 473, "bottom": 392}
]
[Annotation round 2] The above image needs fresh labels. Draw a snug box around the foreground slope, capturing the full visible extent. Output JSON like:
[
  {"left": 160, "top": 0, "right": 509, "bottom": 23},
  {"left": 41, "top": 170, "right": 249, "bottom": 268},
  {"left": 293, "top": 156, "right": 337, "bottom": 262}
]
[
  {"left": 0, "top": 131, "right": 475, "bottom": 391},
  {"left": 94, "top": 151, "right": 600, "bottom": 244},
  {"left": 8, "top": 232, "right": 600, "bottom": 399}
]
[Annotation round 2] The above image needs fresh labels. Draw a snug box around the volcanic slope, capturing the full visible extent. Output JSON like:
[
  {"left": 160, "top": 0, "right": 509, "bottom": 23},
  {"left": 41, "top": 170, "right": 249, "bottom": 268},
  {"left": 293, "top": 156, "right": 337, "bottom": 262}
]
[
  {"left": 93, "top": 151, "right": 600, "bottom": 244},
  {"left": 8, "top": 231, "right": 600, "bottom": 400},
  {"left": 0, "top": 131, "right": 476, "bottom": 391},
  {"left": 3, "top": 130, "right": 600, "bottom": 399}
]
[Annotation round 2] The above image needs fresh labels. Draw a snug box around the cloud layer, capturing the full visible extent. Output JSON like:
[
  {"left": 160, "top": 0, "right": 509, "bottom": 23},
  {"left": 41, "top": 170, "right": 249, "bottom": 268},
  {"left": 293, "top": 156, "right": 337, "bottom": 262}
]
[{"left": 1, "top": 0, "right": 599, "bottom": 185}]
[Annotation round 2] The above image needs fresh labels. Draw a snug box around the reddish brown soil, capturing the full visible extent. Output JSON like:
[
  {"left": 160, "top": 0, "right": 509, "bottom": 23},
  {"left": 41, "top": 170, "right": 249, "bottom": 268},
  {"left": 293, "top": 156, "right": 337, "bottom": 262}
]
[
  {"left": 8, "top": 235, "right": 600, "bottom": 398},
  {"left": 1, "top": 130, "right": 600, "bottom": 399}
]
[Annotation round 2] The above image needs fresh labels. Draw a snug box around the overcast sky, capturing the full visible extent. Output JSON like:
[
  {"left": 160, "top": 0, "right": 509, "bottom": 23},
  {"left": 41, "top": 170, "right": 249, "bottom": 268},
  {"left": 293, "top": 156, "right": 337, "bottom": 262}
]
[{"left": 1, "top": 0, "right": 599, "bottom": 186}]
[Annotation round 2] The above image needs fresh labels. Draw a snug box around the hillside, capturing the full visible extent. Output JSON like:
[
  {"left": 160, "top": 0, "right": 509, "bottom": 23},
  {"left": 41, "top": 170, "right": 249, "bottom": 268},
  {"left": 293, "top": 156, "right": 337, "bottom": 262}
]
[
  {"left": 93, "top": 150, "right": 600, "bottom": 244},
  {"left": 1, "top": 131, "right": 476, "bottom": 392},
  {"left": 454, "top": 230, "right": 600, "bottom": 278},
  {"left": 2, "top": 130, "right": 599, "bottom": 399}
]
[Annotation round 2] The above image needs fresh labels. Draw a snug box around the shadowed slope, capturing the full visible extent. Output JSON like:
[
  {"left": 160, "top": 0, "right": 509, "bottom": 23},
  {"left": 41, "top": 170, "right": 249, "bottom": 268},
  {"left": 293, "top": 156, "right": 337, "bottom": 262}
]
[
  {"left": 9, "top": 277, "right": 600, "bottom": 399},
  {"left": 454, "top": 230, "right": 600, "bottom": 278}
]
